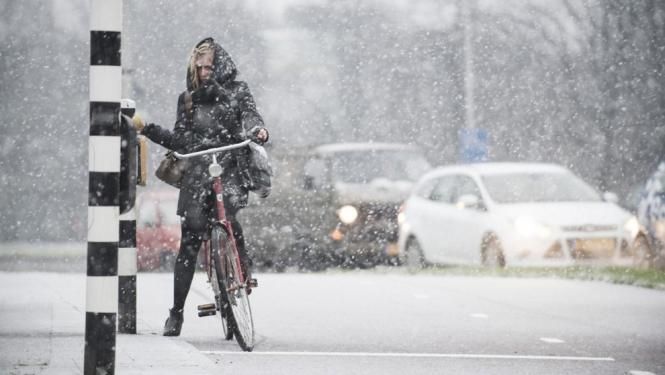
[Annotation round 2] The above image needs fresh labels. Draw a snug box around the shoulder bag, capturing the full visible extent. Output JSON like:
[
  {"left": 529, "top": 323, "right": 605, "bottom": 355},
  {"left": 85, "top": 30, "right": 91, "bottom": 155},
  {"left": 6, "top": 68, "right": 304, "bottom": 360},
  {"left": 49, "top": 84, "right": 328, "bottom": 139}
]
[{"left": 155, "top": 92, "right": 193, "bottom": 189}]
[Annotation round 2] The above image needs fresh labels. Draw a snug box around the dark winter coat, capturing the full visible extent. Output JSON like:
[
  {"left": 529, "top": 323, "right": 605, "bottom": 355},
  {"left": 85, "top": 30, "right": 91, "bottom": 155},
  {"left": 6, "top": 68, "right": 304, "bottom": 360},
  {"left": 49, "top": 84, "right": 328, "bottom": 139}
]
[{"left": 142, "top": 38, "right": 266, "bottom": 225}]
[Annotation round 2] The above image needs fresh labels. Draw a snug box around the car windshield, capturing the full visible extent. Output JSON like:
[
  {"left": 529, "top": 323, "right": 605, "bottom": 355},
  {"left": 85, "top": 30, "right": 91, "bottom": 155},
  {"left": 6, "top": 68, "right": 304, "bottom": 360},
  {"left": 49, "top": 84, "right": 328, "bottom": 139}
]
[
  {"left": 481, "top": 171, "right": 601, "bottom": 203},
  {"left": 330, "top": 150, "right": 431, "bottom": 184}
]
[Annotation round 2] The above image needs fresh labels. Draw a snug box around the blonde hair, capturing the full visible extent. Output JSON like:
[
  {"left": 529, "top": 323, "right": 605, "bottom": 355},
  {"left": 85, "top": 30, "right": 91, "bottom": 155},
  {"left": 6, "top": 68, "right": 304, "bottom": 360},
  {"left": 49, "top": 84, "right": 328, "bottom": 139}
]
[{"left": 188, "top": 42, "right": 213, "bottom": 89}]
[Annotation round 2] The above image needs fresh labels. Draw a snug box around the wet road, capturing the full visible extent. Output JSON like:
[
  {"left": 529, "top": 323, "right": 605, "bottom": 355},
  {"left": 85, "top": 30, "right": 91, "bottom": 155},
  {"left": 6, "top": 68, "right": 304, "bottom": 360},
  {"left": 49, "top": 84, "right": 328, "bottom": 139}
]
[
  {"left": 175, "top": 271, "right": 665, "bottom": 375},
  {"left": 0, "top": 267, "right": 663, "bottom": 374}
]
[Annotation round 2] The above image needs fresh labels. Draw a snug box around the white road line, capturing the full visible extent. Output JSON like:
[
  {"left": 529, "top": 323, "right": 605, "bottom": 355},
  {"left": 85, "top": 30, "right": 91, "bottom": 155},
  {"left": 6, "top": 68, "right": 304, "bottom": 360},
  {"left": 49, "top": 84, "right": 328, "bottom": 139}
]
[
  {"left": 470, "top": 313, "right": 488, "bottom": 319},
  {"left": 540, "top": 337, "right": 565, "bottom": 344},
  {"left": 628, "top": 371, "right": 656, "bottom": 375},
  {"left": 203, "top": 351, "right": 615, "bottom": 362}
]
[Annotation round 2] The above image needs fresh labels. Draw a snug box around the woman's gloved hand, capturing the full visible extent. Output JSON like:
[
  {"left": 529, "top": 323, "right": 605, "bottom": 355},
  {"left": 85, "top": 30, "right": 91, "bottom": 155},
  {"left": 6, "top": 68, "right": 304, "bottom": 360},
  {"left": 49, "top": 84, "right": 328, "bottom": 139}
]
[{"left": 249, "top": 126, "right": 269, "bottom": 144}]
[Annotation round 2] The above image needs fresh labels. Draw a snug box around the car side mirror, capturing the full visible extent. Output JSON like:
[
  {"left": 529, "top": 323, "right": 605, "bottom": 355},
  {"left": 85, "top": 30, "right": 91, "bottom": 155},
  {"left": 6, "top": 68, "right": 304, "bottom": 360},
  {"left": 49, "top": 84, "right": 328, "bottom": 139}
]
[
  {"left": 603, "top": 191, "right": 619, "bottom": 204},
  {"left": 456, "top": 194, "right": 484, "bottom": 211}
]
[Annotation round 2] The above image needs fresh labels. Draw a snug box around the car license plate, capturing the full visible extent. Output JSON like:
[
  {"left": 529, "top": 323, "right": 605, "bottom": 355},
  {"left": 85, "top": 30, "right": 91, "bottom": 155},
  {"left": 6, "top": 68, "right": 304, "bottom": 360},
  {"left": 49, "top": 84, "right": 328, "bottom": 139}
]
[{"left": 574, "top": 238, "right": 616, "bottom": 258}]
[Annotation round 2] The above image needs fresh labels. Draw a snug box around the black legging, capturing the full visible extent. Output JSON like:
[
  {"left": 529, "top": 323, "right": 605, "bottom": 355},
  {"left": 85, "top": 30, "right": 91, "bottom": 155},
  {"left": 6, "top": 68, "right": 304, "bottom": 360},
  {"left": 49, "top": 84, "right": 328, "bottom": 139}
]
[{"left": 172, "top": 207, "right": 250, "bottom": 312}]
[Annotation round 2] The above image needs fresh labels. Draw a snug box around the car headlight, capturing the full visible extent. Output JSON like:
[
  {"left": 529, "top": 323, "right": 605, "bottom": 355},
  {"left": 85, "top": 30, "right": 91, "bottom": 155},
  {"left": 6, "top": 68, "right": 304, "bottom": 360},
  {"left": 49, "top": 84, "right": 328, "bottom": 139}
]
[
  {"left": 337, "top": 205, "right": 358, "bottom": 224},
  {"left": 514, "top": 216, "right": 551, "bottom": 239},
  {"left": 397, "top": 203, "right": 406, "bottom": 226},
  {"left": 623, "top": 216, "right": 640, "bottom": 238},
  {"left": 397, "top": 211, "right": 406, "bottom": 225}
]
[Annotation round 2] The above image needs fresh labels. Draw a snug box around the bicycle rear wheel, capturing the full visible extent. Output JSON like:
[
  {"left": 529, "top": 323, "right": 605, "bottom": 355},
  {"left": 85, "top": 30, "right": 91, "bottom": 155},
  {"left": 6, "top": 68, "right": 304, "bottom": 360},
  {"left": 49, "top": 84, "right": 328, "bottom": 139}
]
[
  {"left": 210, "top": 227, "right": 234, "bottom": 341},
  {"left": 211, "top": 225, "right": 255, "bottom": 351}
]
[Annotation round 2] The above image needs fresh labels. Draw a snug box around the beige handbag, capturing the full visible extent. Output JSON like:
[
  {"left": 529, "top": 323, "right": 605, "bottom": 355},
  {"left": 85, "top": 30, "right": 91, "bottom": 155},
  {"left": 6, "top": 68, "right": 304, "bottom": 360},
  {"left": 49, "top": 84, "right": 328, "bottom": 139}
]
[{"left": 155, "top": 152, "right": 188, "bottom": 189}]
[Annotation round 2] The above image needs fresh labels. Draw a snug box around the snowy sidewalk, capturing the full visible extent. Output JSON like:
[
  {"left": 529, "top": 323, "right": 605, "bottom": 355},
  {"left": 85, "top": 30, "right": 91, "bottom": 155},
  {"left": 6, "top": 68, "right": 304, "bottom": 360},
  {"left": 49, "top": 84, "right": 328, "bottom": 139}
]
[{"left": 0, "top": 272, "right": 219, "bottom": 375}]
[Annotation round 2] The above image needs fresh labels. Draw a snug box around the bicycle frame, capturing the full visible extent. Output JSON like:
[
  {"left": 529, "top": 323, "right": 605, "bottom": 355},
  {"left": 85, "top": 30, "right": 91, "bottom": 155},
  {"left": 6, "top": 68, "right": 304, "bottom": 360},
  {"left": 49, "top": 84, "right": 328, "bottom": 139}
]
[
  {"left": 201, "top": 174, "right": 243, "bottom": 289},
  {"left": 173, "top": 139, "right": 252, "bottom": 285},
  {"left": 210, "top": 163, "right": 246, "bottom": 287}
]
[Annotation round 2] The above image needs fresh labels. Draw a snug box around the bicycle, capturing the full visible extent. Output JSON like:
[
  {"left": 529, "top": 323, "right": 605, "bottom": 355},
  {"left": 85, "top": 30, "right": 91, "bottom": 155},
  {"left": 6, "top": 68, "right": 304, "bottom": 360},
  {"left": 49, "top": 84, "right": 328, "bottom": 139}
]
[{"left": 173, "top": 139, "right": 256, "bottom": 351}]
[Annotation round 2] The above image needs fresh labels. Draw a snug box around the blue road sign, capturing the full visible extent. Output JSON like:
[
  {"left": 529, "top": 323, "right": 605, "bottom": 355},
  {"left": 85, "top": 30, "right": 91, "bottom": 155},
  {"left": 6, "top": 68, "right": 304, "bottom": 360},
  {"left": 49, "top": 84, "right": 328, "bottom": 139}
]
[{"left": 458, "top": 128, "right": 488, "bottom": 163}]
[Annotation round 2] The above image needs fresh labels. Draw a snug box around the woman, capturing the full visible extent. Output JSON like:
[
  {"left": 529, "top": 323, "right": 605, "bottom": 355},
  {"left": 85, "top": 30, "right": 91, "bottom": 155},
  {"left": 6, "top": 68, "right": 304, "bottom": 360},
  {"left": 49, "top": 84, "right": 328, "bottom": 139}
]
[{"left": 134, "top": 37, "right": 268, "bottom": 336}]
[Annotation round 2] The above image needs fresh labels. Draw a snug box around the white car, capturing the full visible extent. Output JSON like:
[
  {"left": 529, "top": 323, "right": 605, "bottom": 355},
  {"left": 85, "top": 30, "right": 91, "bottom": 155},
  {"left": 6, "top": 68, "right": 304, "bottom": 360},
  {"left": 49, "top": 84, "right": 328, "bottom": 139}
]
[{"left": 398, "top": 162, "right": 648, "bottom": 268}]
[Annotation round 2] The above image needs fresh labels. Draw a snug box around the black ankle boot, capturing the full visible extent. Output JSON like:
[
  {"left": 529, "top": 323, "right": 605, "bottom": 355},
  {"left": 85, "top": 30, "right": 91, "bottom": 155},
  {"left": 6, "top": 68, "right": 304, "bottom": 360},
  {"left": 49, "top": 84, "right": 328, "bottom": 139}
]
[{"left": 163, "top": 308, "right": 183, "bottom": 336}]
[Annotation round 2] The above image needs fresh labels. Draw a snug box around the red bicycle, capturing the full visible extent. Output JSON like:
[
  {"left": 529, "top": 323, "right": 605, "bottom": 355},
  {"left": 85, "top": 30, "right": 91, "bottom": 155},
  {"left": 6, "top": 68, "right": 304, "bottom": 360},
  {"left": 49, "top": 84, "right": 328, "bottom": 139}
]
[{"left": 173, "top": 139, "right": 256, "bottom": 351}]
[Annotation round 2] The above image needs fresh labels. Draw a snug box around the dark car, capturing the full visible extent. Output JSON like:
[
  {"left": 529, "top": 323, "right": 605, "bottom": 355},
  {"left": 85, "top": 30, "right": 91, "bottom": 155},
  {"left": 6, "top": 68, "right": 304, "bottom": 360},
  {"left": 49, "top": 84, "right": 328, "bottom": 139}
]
[
  {"left": 637, "top": 162, "right": 665, "bottom": 268},
  {"left": 240, "top": 142, "right": 431, "bottom": 271}
]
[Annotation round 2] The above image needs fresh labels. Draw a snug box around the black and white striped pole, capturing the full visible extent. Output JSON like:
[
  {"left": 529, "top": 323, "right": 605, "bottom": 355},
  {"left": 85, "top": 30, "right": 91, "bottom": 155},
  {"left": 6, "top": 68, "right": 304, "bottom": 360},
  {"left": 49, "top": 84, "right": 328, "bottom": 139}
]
[{"left": 86, "top": 0, "right": 122, "bottom": 373}]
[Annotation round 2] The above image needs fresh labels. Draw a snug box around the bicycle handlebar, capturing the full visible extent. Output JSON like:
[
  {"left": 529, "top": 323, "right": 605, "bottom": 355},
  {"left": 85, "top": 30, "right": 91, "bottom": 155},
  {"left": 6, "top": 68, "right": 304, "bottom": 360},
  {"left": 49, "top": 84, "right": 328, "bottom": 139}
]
[{"left": 172, "top": 139, "right": 252, "bottom": 160}]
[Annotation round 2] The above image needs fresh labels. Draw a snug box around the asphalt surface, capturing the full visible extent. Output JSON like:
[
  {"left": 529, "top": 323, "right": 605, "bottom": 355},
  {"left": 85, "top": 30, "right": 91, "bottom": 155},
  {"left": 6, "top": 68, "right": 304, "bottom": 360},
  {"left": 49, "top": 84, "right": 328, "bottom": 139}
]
[
  {"left": 0, "top": 252, "right": 664, "bottom": 374},
  {"left": 190, "top": 272, "right": 665, "bottom": 375}
]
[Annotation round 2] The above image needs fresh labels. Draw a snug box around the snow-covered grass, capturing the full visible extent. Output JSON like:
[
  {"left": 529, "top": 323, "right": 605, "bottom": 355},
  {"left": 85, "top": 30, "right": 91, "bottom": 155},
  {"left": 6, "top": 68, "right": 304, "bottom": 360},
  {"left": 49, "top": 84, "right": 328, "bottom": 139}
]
[
  {"left": 408, "top": 265, "right": 665, "bottom": 290},
  {"left": 3, "top": 241, "right": 664, "bottom": 290},
  {"left": 0, "top": 241, "right": 85, "bottom": 257}
]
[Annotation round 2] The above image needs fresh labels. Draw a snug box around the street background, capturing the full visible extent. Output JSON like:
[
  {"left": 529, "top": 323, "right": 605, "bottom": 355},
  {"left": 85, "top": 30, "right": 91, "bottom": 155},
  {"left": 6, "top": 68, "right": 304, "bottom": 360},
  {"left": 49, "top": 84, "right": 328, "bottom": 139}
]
[
  {"left": 2, "top": 2, "right": 665, "bottom": 373},
  {"left": 2, "top": 0, "right": 665, "bottom": 242}
]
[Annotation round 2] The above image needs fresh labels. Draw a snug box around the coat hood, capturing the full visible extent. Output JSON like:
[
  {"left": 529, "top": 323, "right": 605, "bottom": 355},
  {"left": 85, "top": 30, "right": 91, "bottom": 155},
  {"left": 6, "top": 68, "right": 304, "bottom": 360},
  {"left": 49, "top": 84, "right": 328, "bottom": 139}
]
[{"left": 186, "top": 37, "right": 238, "bottom": 91}]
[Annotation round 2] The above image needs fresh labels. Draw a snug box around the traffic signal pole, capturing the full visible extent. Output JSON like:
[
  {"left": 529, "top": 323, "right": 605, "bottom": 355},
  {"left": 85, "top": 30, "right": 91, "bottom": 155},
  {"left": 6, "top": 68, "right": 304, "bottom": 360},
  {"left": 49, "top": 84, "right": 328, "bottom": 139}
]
[{"left": 119, "top": 101, "right": 138, "bottom": 334}]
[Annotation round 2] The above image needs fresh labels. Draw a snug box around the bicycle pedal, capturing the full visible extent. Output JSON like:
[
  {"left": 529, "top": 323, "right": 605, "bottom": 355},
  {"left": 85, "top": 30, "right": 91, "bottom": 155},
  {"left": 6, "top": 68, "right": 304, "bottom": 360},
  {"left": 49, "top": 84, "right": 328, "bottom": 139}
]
[
  {"left": 247, "top": 278, "right": 258, "bottom": 288},
  {"left": 197, "top": 303, "right": 215, "bottom": 311},
  {"left": 198, "top": 309, "right": 216, "bottom": 317}
]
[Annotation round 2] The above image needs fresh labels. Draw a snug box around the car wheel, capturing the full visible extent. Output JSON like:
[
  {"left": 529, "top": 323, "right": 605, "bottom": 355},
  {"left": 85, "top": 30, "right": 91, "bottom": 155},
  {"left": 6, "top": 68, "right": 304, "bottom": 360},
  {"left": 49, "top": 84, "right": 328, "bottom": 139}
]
[
  {"left": 405, "top": 237, "right": 426, "bottom": 273},
  {"left": 482, "top": 235, "right": 506, "bottom": 268},
  {"left": 352, "top": 250, "right": 379, "bottom": 269},
  {"left": 632, "top": 235, "right": 653, "bottom": 269}
]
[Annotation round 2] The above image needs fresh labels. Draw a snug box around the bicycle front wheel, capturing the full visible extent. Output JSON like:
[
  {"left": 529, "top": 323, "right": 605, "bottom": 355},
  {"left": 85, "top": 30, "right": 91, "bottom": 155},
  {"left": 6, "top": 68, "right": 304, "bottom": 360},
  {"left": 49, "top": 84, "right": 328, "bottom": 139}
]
[
  {"left": 210, "top": 228, "right": 234, "bottom": 341},
  {"left": 211, "top": 225, "right": 255, "bottom": 351}
]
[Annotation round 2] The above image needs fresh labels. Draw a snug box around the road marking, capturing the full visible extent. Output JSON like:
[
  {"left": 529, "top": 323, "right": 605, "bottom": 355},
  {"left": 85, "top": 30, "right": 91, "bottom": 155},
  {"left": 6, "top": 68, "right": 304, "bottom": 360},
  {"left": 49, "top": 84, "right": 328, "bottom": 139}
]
[
  {"left": 470, "top": 313, "right": 488, "bottom": 319},
  {"left": 203, "top": 351, "right": 614, "bottom": 362},
  {"left": 540, "top": 337, "right": 565, "bottom": 344},
  {"left": 628, "top": 371, "right": 656, "bottom": 375},
  {"left": 413, "top": 294, "right": 429, "bottom": 299}
]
